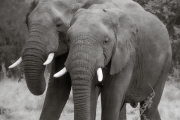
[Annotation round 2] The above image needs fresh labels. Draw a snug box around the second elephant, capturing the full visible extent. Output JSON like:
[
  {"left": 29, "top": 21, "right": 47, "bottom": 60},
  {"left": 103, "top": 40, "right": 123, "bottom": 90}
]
[{"left": 9, "top": 0, "right": 108, "bottom": 119}]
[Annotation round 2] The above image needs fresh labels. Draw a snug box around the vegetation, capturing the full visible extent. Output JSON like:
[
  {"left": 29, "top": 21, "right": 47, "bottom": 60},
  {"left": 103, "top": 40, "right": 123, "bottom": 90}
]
[
  {"left": 0, "top": 1, "right": 179, "bottom": 119},
  {"left": 0, "top": 0, "right": 29, "bottom": 79},
  {"left": 0, "top": 0, "right": 180, "bottom": 79},
  {"left": 0, "top": 77, "right": 179, "bottom": 120}
]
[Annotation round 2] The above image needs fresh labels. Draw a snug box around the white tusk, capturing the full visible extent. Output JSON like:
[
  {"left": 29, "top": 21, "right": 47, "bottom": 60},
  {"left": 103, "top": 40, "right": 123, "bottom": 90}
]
[
  {"left": 9, "top": 57, "right": 22, "bottom": 69},
  {"left": 97, "top": 68, "right": 103, "bottom": 82},
  {"left": 43, "top": 53, "right": 54, "bottom": 65},
  {"left": 54, "top": 67, "right": 67, "bottom": 78}
]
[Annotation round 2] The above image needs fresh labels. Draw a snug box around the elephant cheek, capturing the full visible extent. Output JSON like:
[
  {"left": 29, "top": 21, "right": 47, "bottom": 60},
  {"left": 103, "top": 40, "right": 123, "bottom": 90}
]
[{"left": 97, "top": 54, "right": 105, "bottom": 68}]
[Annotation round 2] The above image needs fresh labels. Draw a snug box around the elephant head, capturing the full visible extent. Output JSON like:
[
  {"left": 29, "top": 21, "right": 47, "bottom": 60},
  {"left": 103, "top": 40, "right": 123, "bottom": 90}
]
[
  {"left": 9, "top": 0, "right": 106, "bottom": 95},
  {"left": 54, "top": 6, "right": 137, "bottom": 120}
]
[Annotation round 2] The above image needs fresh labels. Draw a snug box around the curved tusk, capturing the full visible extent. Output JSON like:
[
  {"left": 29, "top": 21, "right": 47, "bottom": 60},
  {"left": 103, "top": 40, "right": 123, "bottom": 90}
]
[
  {"left": 54, "top": 67, "right": 67, "bottom": 78},
  {"left": 9, "top": 57, "right": 22, "bottom": 69},
  {"left": 97, "top": 68, "right": 103, "bottom": 82},
  {"left": 43, "top": 53, "right": 54, "bottom": 65}
]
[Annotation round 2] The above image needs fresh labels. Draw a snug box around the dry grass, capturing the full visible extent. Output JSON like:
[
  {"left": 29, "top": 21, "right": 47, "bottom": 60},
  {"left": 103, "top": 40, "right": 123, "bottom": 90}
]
[
  {"left": 0, "top": 78, "right": 44, "bottom": 120},
  {"left": 0, "top": 77, "right": 179, "bottom": 120},
  {"left": 126, "top": 79, "right": 180, "bottom": 120}
]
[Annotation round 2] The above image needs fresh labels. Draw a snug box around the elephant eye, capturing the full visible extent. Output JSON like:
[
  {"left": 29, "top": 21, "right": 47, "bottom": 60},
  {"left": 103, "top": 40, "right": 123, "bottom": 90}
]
[
  {"left": 103, "top": 41, "right": 108, "bottom": 45},
  {"left": 56, "top": 24, "right": 61, "bottom": 28},
  {"left": 103, "top": 9, "right": 106, "bottom": 12},
  {"left": 56, "top": 20, "right": 69, "bottom": 32},
  {"left": 56, "top": 21, "right": 63, "bottom": 28},
  {"left": 103, "top": 37, "right": 109, "bottom": 45}
]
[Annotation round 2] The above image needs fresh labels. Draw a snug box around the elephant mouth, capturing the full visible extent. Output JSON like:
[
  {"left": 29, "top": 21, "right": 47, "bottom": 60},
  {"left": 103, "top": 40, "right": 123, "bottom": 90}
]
[
  {"left": 96, "top": 81, "right": 104, "bottom": 88},
  {"left": 54, "top": 67, "right": 104, "bottom": 82}
]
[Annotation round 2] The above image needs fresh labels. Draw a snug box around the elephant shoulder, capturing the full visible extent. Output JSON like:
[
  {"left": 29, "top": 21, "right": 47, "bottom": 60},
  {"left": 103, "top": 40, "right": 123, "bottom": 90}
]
[
  {"left": 112, "top": 0, "right": 144, "bottom": 12},
  {"left": 124, "top": 1, "right": 144, "bottom": 10},
  {"left": 89, "top": 2, "right": 116, "bottom": 10}
]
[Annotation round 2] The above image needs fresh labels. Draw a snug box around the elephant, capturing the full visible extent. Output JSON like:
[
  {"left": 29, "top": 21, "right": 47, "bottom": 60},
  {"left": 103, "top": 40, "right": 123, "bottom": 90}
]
[
  {"left": 55, "top": 0, "right": 172, "bottom": 120},
  {"left": 9, "top": 0, "right": 110, "bottom": 119}
]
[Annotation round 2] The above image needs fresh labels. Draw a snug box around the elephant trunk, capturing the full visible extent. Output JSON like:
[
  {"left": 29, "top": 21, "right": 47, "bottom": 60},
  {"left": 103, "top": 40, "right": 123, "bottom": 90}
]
[
  {"left": 65, "top": 36, "right": 96, "bottom": 120},
  {"left": 71, "top": 70, "right": 92, "bottom": 120},
  {"left": 22, "top": 27, "right": 47, "bottom": 95}
]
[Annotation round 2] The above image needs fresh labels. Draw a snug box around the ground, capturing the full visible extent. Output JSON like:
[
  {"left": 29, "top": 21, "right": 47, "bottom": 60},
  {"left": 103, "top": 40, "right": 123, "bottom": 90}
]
[{"left": 0, "top": 77, "right": 179, "bottom": 120}]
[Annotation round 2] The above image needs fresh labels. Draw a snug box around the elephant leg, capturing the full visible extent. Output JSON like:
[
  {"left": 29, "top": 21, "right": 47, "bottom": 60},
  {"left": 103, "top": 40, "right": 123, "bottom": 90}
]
[
  {"left": 140, "top": 90, "right": 161, "bottom": 120},
  {"left": 40, "top": 55, "right": 71, "bottom": 120},
  {"left": 140, "top": 67, "right": 168, "bottom": 120},
  {"left": 101, "top": 62, "right": 134, "bottom": 120},
  {"left": 119, "top": 103, "right": 126, "bottom": 120}
]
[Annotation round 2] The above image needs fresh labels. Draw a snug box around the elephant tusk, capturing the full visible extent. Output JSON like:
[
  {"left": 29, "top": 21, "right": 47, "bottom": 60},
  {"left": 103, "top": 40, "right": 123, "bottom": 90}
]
[
  {"left": 8, "top": 57, "right": 22, "bottom": 68},
  {"left": 53, "top": 67, "right": 67, "bottom": 78},
  {"left": 43, "top": 53, "right": 54, "bottom": 65},
  {"left": 97, "top": 68, "right": 103, "bottom": 82}
]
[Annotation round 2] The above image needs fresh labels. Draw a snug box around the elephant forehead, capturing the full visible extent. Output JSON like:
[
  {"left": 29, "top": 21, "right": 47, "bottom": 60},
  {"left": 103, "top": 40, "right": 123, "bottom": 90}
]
[
  {"left": 75, "top": 16, "right": 108, "bottom": 34},
  {"left": 29, "top": 10, "right": 51, "bottom": 26},
  {"left": 89, "top": 1, "right": 116, "bottom": 9},
  {"left": 75, "top": 9, "right": 110, "bottom": 23}
]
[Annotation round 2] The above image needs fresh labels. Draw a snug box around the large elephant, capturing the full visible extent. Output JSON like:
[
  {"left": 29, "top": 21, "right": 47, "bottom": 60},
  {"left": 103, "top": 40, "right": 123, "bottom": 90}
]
[
  {"left": 55, "top": 0, "right": 172, "bottom": 120},
  {"left": 9, "top": 0, "right": 108, "bottom": 119}
]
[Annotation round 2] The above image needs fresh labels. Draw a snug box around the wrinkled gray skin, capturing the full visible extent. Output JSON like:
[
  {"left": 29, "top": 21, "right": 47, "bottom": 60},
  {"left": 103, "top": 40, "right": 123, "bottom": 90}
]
[
  {"left": 22, "top": 0, "right": 107, "bottom": 119},
  {"left": 65, "top": 0, "right": 172, "bottom": 120}
]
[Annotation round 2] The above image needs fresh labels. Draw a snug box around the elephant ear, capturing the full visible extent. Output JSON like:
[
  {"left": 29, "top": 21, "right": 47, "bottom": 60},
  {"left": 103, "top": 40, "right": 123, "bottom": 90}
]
[
  {"left": 25, "top": 0, "right": 39, "bottom": 25},
  {"left": 106, "top": 9, "right": 137, "bottom": 75}
]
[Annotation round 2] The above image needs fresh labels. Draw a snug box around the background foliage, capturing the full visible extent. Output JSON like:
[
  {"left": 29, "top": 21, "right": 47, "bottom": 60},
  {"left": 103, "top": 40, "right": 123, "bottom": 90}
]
[
  {"left": 0, "top": 0, "right": 180, "bottom": 79},
  {"left": 0, "top": 0, "right": 29, "bottom": 79},
  {"left": 134, "top": 0, "right": 180, "bottom": 66}
]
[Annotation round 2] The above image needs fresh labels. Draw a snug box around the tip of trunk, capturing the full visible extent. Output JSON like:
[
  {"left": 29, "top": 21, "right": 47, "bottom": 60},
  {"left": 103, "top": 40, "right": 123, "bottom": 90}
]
[
  {"left": 25, "top": 73, "right": 46, "bottom": 95},
  {"left": 22, "top": 54, "right": 46, "bottom": 96}
]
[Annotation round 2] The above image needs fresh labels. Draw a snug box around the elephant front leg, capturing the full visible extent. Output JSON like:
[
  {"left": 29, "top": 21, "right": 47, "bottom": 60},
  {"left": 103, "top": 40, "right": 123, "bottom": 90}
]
[
  {"left": 40, "top": 55, "right": 71, "bottom": 120},
  {"left": 101, "top": 62, "right": 134, "bottom": 120}
]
